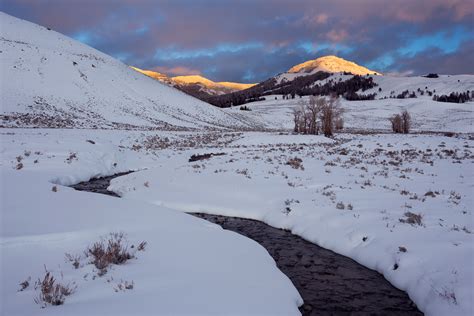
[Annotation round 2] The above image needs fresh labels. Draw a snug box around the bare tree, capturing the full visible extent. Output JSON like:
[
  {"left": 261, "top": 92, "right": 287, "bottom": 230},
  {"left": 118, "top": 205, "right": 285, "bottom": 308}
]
[
  {"left": 320, "top": 97, "right": 343, "bottom": 137},
  {"left": 401, "top": 110, "right": 411, "bottom": 134},
  {"left": 293, "top": 96, "right": 343, "bottom": 136},
  {"left": 300, "top": 104, "right": 309, "bottom": 134},
  {"left": 292, "top": 107, "right": 302, "bottom": 133},
  {"left": 390, "top": 114, "right": 402, "bottom": 133},
  {"left": 389, "top": 110, "right": 410, "bottom": 134},
  {"left": 335, "top": 118, "right": 344, "bottom": 131},
  {"left": 306, "top": 96, "right": 320, "bottom": 134}
]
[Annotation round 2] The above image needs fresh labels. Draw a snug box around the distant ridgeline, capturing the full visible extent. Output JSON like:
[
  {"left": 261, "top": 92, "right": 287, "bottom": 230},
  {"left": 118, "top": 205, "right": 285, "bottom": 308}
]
[{"left": 206, "top": 72, "right": 378, "bottom": 108}]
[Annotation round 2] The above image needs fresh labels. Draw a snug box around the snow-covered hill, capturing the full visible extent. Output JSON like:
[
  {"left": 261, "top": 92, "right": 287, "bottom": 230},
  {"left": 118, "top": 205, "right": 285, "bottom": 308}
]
[
  {"left": 288, "top": 55, "right": 380, "bottom": 75},
  {"left": 131, "top": 67, "right": 255, "bottom": 96},
  {"left": 0, "top": 12, "right": 258, "bottom": 131},
  {"left": 218, "top": 81, "right": 256, "bottom": 91},
  {"left": 172, "top": 74, "right": 239, "bottom": 95},
  {"left": 227, "top": 93, "right": 474, "bottom": 133},
  {"left": 275, "top": 55, "right": 380, "bottom": 84}
]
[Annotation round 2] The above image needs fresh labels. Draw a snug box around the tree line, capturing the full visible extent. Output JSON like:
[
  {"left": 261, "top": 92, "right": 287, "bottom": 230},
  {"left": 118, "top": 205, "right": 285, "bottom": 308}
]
[{"left": 207, "top": 72, "right": 378, "bottom": 108}]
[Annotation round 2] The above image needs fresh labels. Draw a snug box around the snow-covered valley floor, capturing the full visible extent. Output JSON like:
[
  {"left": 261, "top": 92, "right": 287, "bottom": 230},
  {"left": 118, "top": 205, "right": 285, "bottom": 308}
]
[
  {"left": 71, "top": 175, "right": 422, "bottom": 315},
  {"left": 227, "top": 94, "right": 474, "bottom": 133},
  {"left": 1, "top": 128, "right": 473, "bottom": 315}
]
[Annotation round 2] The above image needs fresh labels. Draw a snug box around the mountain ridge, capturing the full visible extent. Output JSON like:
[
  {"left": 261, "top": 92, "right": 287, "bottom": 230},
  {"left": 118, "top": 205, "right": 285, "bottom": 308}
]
[{"left": 130, "top": 67, "right": 256, "bottom": 96}]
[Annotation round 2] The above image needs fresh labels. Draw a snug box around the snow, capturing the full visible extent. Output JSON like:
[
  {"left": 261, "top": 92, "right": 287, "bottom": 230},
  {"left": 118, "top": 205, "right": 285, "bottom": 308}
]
[
  {"left": 227, "top": 94, "right": 474, "bottom": 133},
  {"left": 107, "top": 132, "right": 474, "bottom": 316},
  {"left": 287, "top": 55, "right": 381, "bottom": 76},
  {"left": 0, "top": 128, "right": 303, "bottom": 316}
]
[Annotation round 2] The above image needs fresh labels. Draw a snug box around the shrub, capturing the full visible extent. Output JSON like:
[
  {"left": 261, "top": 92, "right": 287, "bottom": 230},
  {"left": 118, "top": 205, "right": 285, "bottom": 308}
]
[
  {"left": 86, "top": 232, "right": 133, "bottom": 276},
  {"left": 389, "top": 114, "right": 402, "bottom": 133},
  {"left": 286, "top": 157, "right": 304, "bottom": 170},
  {"left": 34, "top": 271, "right": 75, "bottom": 307},
  {"left": 399, "top": 212, "right": 423, "bottom": 226},
  {"left": 390, "top": 110, "right": 410, "bottom": 134}
]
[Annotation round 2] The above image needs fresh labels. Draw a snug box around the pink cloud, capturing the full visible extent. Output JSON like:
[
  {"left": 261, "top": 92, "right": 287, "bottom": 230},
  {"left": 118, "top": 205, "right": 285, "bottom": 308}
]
[
  {"left": 300, "top": 13, "right": 329, "bottom": 26},
  {"left": 152, "top": 66, "right": 202, "bottom": 76},
  {"left": 326, "top": 29, "right": 349, "bottom": 42}
]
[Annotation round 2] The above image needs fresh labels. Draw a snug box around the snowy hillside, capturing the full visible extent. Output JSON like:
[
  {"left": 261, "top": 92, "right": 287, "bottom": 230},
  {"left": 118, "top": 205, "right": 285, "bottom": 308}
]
[
  {"left": 227, "top": 93, "right": 473, "bottom": 133},
  {"left": 172, "top": 75, "right": 237, "bottom": 95},
  {"left": 0, "top": 12, "right": 258, "bottom": 131},
  {"left": 316, "top": 72, "right": 474, "bottom": 98},
  {"left": 276, "top": 55, "right": 380, "bottom": 84},
  {"left": 131, "top": 67, "right": 256, "bottom": 97},
  {"left": 288, "top": 55, "right": 379, "bottom": 74},
  {"left": 223, "top": 70, "right": 474, "bottom": 133}
]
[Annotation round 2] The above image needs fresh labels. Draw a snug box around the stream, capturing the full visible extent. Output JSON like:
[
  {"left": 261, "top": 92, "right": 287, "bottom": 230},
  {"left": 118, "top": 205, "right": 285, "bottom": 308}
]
[{"left": 71, "top": 173, "right": 422, "bottom": 316}]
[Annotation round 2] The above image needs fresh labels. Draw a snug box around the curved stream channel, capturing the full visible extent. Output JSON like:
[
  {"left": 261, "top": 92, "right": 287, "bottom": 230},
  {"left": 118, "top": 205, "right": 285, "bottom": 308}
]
[{"left": 71, "top": 173, "right": 422, "bottom": 315}]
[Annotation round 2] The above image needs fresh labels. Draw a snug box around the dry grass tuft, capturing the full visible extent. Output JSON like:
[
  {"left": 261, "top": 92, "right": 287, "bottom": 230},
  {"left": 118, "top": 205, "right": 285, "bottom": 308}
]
[
  {"left": 34, "top": 271, "right": 76, "bottom": 307},
  {"left": 86, "top": 232, "right": 134, "bottom": 276},
  {"left": 399, "top": 212, "right": 423, "bottom": 226},
  {"left": 18, "top": 277, "right": 31, "bottom": 292},
  {"left": 286, "top": 157, "right": 304, "bottom": 170}
]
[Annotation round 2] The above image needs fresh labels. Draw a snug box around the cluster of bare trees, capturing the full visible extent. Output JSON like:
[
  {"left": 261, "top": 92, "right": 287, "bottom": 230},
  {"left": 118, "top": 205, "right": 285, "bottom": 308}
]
[
  {"left": 389, "top": 110, "right": 411, "bottom": 133},
  {"left": 293, "top": 96, "right": 343, "bottom": 137}
]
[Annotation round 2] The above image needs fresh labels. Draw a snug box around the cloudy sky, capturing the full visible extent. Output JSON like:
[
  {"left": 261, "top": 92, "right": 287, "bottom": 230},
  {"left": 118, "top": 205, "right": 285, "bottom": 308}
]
[{"left": 2, "top": 0, "right": 473, "bottom": 82}]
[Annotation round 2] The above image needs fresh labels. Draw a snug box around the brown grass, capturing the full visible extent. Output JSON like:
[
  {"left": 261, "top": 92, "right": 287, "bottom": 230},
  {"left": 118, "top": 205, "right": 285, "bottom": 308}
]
[
  {"left": 34, "top": 271, "right": 76, "bottom": 307},
  {"left": 286, "top": 157, "right": 304, "bottom": 170},
  {"left": 399, "top": 212, "right": 423, "bottom": 226},
  {"left": 86, "top": 232, "right": 133, "bottom": 276}
]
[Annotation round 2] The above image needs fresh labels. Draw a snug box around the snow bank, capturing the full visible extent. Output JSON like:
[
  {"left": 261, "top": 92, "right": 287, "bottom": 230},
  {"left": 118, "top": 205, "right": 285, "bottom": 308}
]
[
  {"left": 0, "top": 128, "right": 302, "bottom": 315},
  {"left": 108, "top": 132, "right": 474, "bottom": 316}
]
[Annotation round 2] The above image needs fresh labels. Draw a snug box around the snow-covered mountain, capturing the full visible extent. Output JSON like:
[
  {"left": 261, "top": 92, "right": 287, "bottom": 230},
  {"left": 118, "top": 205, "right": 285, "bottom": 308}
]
[
  {"left": 131, "top": 67, "right": 255, "bottom": 97},
  {"left": 274, "top": 55, "right": 380, "bottom": 85},
  {"left": 172, "top": 75, "right": 255, "bottom": 94},
  {"left": 0, "top": 12, "right": 259, "bottom": 130},
  {"left": 208, "top": 53, "right": 473, "bottom": 108},
  {"left": 288, "top": 55, "right": 380, "bottom": 75},
  {"left": 218, "top": 81, "right": 256, "bottom": 91}
]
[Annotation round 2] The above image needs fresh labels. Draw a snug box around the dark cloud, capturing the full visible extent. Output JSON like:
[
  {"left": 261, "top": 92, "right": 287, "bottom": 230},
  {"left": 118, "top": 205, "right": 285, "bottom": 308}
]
[
  {"left": 395, "top": 40, "right": 474, "bottom": 75},
  {"left": 1, "top": 0, "right": 473, "bottom": 82}
]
